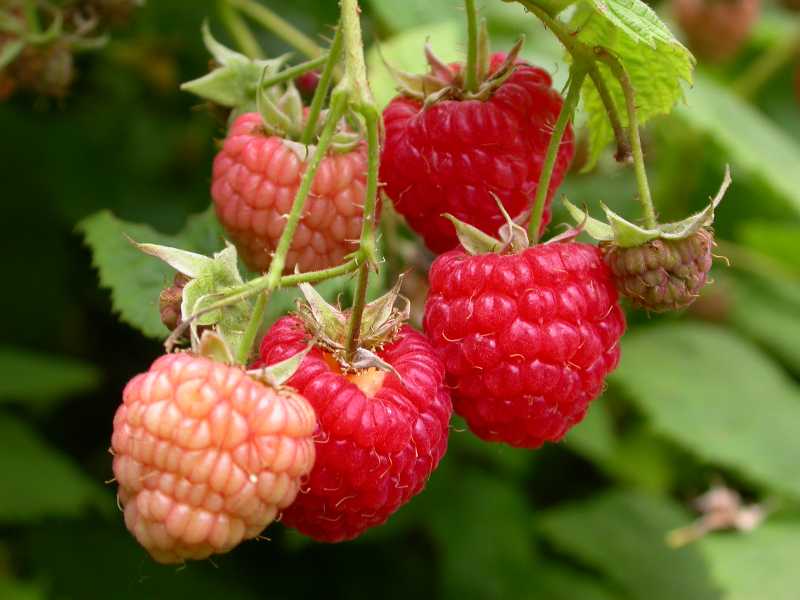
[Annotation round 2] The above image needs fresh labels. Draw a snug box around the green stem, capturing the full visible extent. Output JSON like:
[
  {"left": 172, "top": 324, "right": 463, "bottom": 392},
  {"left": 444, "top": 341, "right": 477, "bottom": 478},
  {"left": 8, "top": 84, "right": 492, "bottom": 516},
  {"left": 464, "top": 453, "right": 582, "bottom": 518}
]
[
  {"left": 598, "top": 51, "right": 657, "bottom": 228},
  {"left": 588, "top": 65, "right": 630, "bottom": 162},
  {"left": 281, "top": 256, "right": 361, "bottom": 286},
  {"left": 234, "top": 92, "right": 348, "bottom": 364},
  {"left": 339, "top": 0, "right": 373, "bottom": 108},
  {"left": 260, "top": 53, "right": 328, "bottom": 89},
  {"left": 301, "top": 24, "right": 342, "bottom": 146},
  {"left": 226, "top": 0, "right": 323, "bottom": 59},
  {"left": 733, "top": 30, "right": 800, "bottom": 100},
  {"left": 463, "top": 0, "right": 479, "bottom": 93},
  {"left": 23, "top": 0, "right": 40, "bottom": 35},
  {"left": 218, "top": 0, "right": 263, "bottom": 59},
  {"left": 343, "top": 264, "right": 369, "bottom": 360},
  {"left": 528, "top": 65, "right": 587, "bottom": 242}
]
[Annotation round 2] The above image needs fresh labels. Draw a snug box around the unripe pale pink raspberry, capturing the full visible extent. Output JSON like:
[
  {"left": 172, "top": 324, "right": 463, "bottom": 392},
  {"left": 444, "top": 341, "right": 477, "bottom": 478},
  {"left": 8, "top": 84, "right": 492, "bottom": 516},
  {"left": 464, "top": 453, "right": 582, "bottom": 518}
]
[
  {"left": 111, "top": 353, "right": 316, "bottom": 563},
  {"left": 211, "top": 113, "right": 368, "bottom": 273}
]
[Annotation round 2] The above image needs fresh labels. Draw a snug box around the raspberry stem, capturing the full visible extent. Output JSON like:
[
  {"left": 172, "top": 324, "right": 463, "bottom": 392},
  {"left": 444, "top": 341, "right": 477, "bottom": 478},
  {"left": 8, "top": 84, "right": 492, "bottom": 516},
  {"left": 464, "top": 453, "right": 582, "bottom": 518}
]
[
  {"left": 463, "top": 0, "right": 480, "bottom": 94},
  {"left": 300, "top": 23, "right": 342, "bottom": 146},
  {"left": 23, "top": 0, "right": 40, "bottom": 35},
  {"left": 217, "top": 0, "right": 264, "bottom": 59},
  {"left": 259, "top": 53, "right": 329, "bottom": 89},
  {"left": 597, "top": 50, "right": 657, "bottom": 229},
  {"left": 528, "top": 65, "right": 587, "bottom": 242},
  {"left": 225, "top": 0, "right": 324, "bottom": 59},
  {"left": 587, "top": 66, "right": 631, "bottom": 162},
  {"left": 234, "top": 92, "right": 349, "bottom": 364}
]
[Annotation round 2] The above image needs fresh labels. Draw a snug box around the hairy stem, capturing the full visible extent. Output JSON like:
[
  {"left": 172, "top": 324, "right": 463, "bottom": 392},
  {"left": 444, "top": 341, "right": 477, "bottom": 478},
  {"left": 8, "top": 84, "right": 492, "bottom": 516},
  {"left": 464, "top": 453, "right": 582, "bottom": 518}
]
[
  {"left": 598, "top": 51, "right": 657, "bottom": 228},
  {"left": 226, "top": 0, "right": 323, "bottom": 59},
  {"left": 301, "top": 24, "right": 342, "bottom": 145},
  {"left": 234, "top": 93, "right": 348, "bottom": 364},
  {"left": 218, "top": 0, "right": 263, "bottom": 58},
  {"left": 463, "top": 0, "right": 480, "bottom": 93},
  {"left": 259, "top": 53, "right": 328, "bottom": 89},
  {"left": 528, "top": 65, "right": 587, "bottom": 242}
]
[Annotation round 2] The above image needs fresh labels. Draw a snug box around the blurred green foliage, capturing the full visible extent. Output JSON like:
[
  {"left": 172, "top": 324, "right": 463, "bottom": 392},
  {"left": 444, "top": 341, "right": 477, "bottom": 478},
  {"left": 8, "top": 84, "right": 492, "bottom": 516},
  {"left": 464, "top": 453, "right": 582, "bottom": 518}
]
[{"left": 2, "top": 1, "right": 800, "bottom": 598}]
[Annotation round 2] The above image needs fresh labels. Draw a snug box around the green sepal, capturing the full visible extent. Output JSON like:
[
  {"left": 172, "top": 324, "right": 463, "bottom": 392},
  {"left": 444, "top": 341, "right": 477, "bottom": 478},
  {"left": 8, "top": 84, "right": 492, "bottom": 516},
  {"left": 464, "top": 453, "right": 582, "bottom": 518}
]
[
  {"left": 0, "top": 39, "right": 24, "bottom": 70},
  {"left": 247, "top": 346, "right": 312, "bottom": 387},
  {"left": 494, "top": 195, "right": 529, "bottom": 252},
  {"left": 181, "top": 22, "right": 288, "bottom": 109},
  {"left": 197, "top": 330, "right": 235, "bottom": 365},
  {"left": 563, "top": 166, "right": 731, "bottom": 248},
  {"left": 443, "top": 213, "right": 504, "bottom": 255}
]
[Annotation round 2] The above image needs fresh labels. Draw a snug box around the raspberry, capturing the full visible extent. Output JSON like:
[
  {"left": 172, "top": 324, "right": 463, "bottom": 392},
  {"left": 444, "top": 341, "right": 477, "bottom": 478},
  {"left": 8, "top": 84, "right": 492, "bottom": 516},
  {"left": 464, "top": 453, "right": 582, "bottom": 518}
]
[
  {"left": 423, "top": 243, "right": 625, "bottom": 448},
  {"left": 254, "top": 317, "right": 452, "bottom": 542},
  {"left": 211, "top": 113, "right": 368, "bottom": 273},
  {"left": 602, "top": 229, "right": 714, "bottom": 312},
  {"left": 673, "top": 0, "right": 760, "bottom": 62},
  {"left": 295, "top": 70, "right": 321, "bottom": 98},
  {"left": 159, "top": 273, "right": 190, "bottom": 332},
  {"left": 111, "top": 353, "right": 316, "bottom": 563},
  {"left": 381, "top": 53, "right": 573, "bottom": 253}
]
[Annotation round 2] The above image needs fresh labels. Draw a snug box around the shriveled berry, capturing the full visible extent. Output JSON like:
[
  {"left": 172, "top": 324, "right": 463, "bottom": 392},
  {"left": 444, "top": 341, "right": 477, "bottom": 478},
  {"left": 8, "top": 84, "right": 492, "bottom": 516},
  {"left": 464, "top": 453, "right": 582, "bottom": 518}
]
[
  {"left": 673, "top": 0, "right": 760, "bottom": 63},
  {"left": 602, "top": 229, "right": 714, "bottom": 312},
  {"left": 211, "top": 113, "right": 368, "bottom": 273},
  {"left": 254, "top": 317, "right": 452, "bottom": 542},
  {"left": 112, "top": 353, "right": 316, "bottom": 563},
  {"left": 423, "top": 243, "right": 625, "bottom": 448},
  {"left": 159, "top": 273, "right": 190, "bottom": 332},
  {"left": 381, "top": 53, "right": 573, "bottom": 253}
]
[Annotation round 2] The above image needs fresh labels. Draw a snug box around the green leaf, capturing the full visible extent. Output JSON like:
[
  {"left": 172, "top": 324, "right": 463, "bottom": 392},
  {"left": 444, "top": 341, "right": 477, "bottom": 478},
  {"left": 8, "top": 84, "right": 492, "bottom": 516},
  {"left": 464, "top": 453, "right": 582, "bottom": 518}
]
[
  {"left": 701, "top": 521, "right": 800, "bottom": 600},
  {"left": 0, "top": 347, "right": 100, "bottom": 411},
  {"left": 538, "top": 490, "right": 723, "bottom": 600},
  {"left": 571, "top": 0, "right": 694, "bottom": 169},
  {"left": 0, "top": 413, "right": 107, "bottom": 522},
  {"left": 677, "top": 76, "right": 800, "bottom": 216},
  {"left": 78, "top": 209, "right": 223, "bottom": 339},
  {"left": 367, "top": 20, "right": 461, "bottom": 110},
  {"left": 0, "top": 578, "right": 46, "bottom": 600},
  {"left": 529, "top": 563, "right": 622, "bottom": 600},
  {"left": 612, "top": 323, "right": 800, "bottom": 499}
]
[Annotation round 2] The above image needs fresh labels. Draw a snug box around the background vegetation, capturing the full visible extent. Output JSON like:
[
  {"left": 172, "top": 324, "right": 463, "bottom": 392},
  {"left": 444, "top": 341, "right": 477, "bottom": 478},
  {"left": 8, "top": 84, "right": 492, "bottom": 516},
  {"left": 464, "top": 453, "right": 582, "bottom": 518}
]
[{"left": 2, "top": 1, "right": 800, "bottom": 598}]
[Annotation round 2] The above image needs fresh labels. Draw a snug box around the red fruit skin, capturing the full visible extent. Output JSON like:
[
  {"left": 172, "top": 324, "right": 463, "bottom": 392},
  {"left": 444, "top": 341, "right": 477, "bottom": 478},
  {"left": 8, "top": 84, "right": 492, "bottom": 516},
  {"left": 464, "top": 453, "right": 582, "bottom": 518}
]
[
  {"left": 254, "top": 317, "right": 452, "bottom": 542},
  {"left": 423, "top": 244, "right": 626, "bottom": 449},
  {"left": 211, "top": 113, "right": 368, "bottom": 273},
  {"left": 380, "top": 53, "right": 574, "bottom": 254},
  {"left": 112, "top": 354, "right": 316, "bottom": 563}
]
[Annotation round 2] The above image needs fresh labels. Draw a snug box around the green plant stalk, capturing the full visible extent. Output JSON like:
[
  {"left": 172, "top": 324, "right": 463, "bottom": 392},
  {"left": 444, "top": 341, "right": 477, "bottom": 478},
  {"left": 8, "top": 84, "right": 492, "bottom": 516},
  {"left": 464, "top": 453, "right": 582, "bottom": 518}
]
[
  {"left": 226, "top": 0, "right": 323, "bottom": 59},
  {"left": 598, "top": 51, "right": 657, "bottom": 229},
  {"left": 301, "top": 24, "right": 343, "bottom": 146},
  {"left": 528, "top": 66, "right": 587, "bottom": 242},
  {"left": 260, "top": 53, "right": 329, "bottom": 89},
  {"left": 23, "top": 0, "right": 40, "bottom": 35},
  {"left": 218, "top": 0, "right": 264, "bottom": 59},
  {"left": 234, "top": 92, "right": 348, "bottom": 364},
  {"left": 339, "top": 0, "right": 373, "bottom": 109},
  {"left": 463, "top": 0, "right": 480, "bottom": 93},
  {"left": 343, "top": 111, "right": 380, "bottom": 360},
  {"left": 588, "top": 65, "right": 630, "bottom": 162}
]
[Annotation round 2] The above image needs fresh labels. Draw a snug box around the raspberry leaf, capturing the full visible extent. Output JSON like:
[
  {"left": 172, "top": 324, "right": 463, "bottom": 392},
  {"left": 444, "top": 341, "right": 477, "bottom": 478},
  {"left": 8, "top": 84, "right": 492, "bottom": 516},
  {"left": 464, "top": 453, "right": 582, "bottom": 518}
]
[{"left": 570, "top": 0, "right": 694, "bottom": 170}]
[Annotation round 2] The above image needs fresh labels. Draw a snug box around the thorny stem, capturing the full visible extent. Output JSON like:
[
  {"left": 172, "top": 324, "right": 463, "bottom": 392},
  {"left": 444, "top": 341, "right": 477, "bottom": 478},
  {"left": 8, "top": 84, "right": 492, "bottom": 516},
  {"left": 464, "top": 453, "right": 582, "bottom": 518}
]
[
  {"left": 234, "top": 92, "right": 349, "bottom": 364},
  {"left": 528, "top": 65, "right": 587, "bottom": 242},
  {"left": 259, "top": 53, "right": 329, "bottom": 89},
  {"left": 218, "top": 0, "right": 263, "bottom": 59},
  {"left": 463, "top": 0, "right": 480, "bottom": 93},
  {"left": 301, "top": 24, "right": 343, "bottom": 146},
  {"left": 226, "top": 0, "right": 323, "bottom": 59},
  {"left": 597, "top": 50, "right": 657, "bottom": 229}
]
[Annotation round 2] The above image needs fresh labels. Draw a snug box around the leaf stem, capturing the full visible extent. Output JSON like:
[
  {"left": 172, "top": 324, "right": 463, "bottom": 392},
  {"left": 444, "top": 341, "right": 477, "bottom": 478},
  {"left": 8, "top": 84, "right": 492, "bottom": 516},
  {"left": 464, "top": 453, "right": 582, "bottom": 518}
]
[
  {"left": 528, "top": 65, "right": 587, "bottom": 242},
  {"left": 225, "top": 0, "right": 323, "bottom": 59},
  {"left": 234, "top": 92, "right": 348, "bottom": 364},
  {"left": 463, "top": 0, "right": 480, "bottom": 93},
  {"left": 217, "top": 0, "right": 264, "bottom": 59},
  {"left": 587, "top": 65, "right": 630, "bottom": 162},
  {"left": 301, "top": 24, "right": 342, "bottom": 146},
  {"left": 598, "top": 51, "right": 657, "bottom": 229}
]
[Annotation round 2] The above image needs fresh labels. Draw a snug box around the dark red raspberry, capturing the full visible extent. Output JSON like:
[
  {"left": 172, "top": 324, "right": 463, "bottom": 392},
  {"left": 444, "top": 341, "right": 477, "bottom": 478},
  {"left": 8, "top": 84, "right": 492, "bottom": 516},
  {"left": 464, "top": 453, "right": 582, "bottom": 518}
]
[
  {"left": 673, "top": 0, "right": 760, "bottom": 63},
  {"left": 380, "top": 53, "right": 574, "bottom": 254},
  {"left": 423, "top": 243, "right": 625, "bottom": 448},
  {"left": 602, "top": 229, "right": 714, "bottom": 312},
  {"left": 254, "top": 317, "right": 452, "bottom": 542}
]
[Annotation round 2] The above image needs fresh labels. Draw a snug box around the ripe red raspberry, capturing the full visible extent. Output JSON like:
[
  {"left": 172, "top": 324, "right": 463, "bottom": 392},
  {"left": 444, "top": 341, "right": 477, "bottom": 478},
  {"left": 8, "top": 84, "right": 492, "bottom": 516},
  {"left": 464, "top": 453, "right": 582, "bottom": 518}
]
[
  {"left": 423, "top": 243, "right": 625, "bottom": 448},
  {"left": 211, "top": 112, "right": 368, "bottom": 273},
  {"left": 673, "top": 0, "right": 760, "bottom": 62},
  {"left": 254, "top": 317, "right": 452, "bottom": 542},
  {"left": 602, "top": 229, "right": 714, "bottom": 312},
  {"left": 112, "top": 353, "right": 316, "bottom": 563},
  {"left": 381, "top": 53, "right": 574, "bottom": 254}
]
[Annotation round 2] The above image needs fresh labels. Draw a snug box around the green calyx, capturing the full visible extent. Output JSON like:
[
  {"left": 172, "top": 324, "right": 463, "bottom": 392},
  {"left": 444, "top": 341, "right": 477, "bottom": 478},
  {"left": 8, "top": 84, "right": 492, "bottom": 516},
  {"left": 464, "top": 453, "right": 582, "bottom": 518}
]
[
  {"left": 387, "top": 22, "right": 524, "bottom": 104},
  {"left": 564, "top": 166, "right": 732, "bottom": 248},
  {"left": 296, "top": 276, "right": 409, "bottom": 372},
  {"left": 445, "top": 196, "right": 532, "bottom": 255}
]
